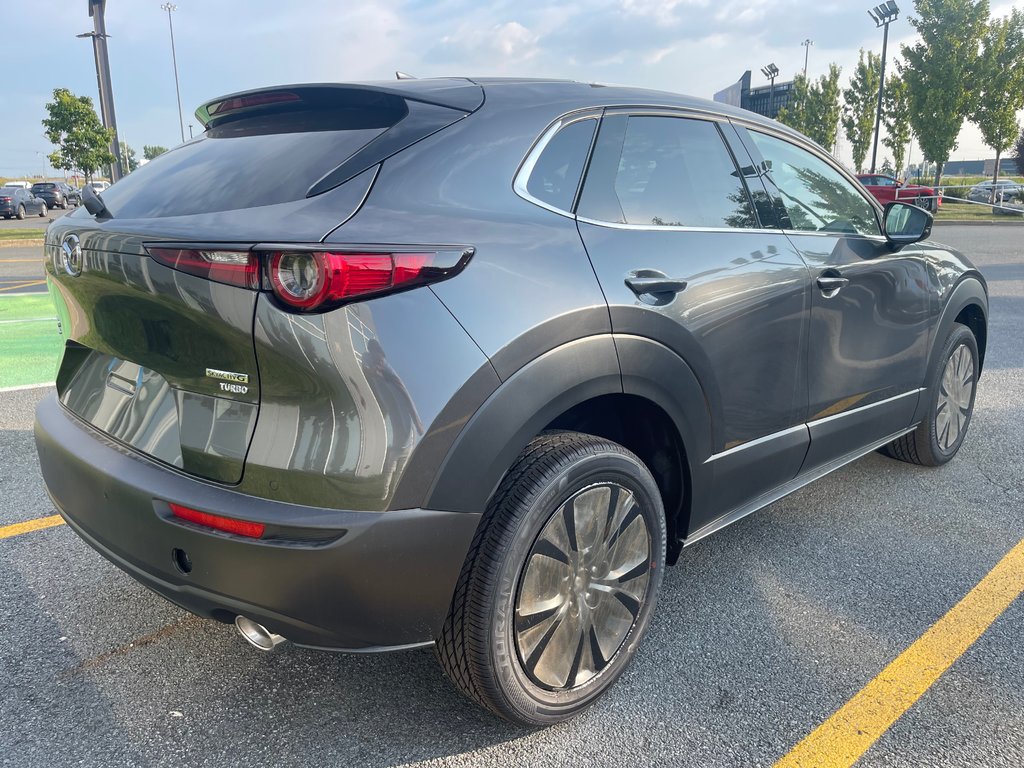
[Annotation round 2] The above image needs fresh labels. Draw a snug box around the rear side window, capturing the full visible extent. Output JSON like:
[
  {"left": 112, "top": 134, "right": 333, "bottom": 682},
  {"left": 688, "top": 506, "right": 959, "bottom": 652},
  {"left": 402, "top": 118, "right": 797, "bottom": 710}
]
[
  {"left": 521, "top": 118, "right": 596, "bottom": 212},
  {"left": 578, "top": 115, "right": 757, "bottom": 229},
  {"left": 748, "top": 130, "right": 880, "bottom": 236},
  {"left": 98, "top": 102, "right": 408, "bottom": 219}
]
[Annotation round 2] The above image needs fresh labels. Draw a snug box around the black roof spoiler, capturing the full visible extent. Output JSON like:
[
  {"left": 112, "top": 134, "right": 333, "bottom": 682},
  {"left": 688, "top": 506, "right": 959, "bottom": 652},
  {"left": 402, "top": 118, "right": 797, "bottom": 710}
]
[{"left": 195, "top": 79, "right": 484, "bottom": 129}]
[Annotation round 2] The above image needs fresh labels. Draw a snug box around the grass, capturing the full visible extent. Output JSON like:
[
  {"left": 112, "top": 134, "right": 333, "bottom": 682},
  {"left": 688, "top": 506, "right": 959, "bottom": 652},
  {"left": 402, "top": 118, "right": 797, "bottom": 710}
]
[
  {"left": 0, "top": 294, "right": 61, "bottom": 389},
  {"left": 935, "top": 201, "right": 1023, "bottom": 221},
  {"left": 0, "top": 229, "right": 46, "bottom": 242}
]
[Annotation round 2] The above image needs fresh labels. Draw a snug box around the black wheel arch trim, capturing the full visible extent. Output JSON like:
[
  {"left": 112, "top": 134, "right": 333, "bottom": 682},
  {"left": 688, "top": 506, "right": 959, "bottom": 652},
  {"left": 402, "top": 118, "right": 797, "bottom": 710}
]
[
  {"left": 423, "top": 333, "right": 713, "bottom": 526},
  {"left": 913, "top": 274, "right": 988, "bottom": 424}
]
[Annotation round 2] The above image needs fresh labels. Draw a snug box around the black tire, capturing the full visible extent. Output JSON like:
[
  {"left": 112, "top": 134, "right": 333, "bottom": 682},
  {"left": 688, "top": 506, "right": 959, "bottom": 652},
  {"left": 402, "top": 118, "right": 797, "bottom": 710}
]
[
  {"left": 16, "top": 205, "right": 25, "bottom": 220},
  {"left": 60, "top": 199, "right": 67, "bottom": 209},
  {"left": 38, "top": 203, "right": 47, "bottom": 217},
  {"left": 435, "top": 431, "right": 667, "bottom": 727},
  {"left": 881, "top": 322, "right": 978, "bottom": 466},
  {"left": 916, "top": 194, "right": 934, "bottom": 212}
]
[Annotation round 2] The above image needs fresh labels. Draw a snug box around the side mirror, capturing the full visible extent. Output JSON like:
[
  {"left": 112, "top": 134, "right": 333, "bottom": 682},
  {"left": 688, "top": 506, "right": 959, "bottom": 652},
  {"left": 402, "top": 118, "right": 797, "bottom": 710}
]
[{"left": 882, "top": 201, "right": 932, "bottom": 250}]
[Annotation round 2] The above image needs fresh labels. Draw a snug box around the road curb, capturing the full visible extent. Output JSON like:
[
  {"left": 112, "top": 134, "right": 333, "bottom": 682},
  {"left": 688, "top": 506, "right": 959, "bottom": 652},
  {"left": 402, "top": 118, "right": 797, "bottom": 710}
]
[{"left": 0, "top": 239, "right": 44, "bottom": 249}]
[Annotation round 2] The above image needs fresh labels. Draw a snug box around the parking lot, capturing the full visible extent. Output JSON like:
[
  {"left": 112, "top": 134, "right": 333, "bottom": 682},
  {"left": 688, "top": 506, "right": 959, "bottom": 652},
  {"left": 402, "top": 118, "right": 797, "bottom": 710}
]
[{"left": 1, "top": 224, "right": 1021, "bottom": 767}]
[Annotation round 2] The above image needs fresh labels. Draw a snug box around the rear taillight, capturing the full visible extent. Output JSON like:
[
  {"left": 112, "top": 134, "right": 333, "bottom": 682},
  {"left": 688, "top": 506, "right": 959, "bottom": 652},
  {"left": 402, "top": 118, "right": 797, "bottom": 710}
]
[
  {"left": 207, "top": 90, "right": 301, "bottom": 116},
  {"left": 145, "top": 244, "right": 472, "bottom": 311},
  {"left": 146, "top": 247, "right": 259, "bottom": 289},
  {"left": 267, "top": 248, "right": 472, "bottom": 312},
  {"left": 169, "top": 502, "right": 265, "bottom": 538}
]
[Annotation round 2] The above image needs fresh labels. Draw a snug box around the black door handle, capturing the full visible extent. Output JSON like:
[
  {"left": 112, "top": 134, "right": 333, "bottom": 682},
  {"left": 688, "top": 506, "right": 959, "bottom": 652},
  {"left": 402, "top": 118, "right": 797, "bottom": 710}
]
[
  {"left": 625, "top": 276, "right": 688, "bottom": 296},
  {"left": 816, "top": 275, "right": 849, "bottom": 295}
]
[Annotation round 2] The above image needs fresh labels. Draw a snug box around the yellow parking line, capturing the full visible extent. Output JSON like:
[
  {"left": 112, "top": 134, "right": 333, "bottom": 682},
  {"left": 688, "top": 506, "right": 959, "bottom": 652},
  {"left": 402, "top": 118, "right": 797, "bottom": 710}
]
[
  {"left": 0, "top": 515, "right": 65, "bottom": 539},
  {"left": 0, "top": 279, "right": 46, "bottom": 292},
  {"left": 776, "top": 538, "right": 1024, "bottom": 768}
]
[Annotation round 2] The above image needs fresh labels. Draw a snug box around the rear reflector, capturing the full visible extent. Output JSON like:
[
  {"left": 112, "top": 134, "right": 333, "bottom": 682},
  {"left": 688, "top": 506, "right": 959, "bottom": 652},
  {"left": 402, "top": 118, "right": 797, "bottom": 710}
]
[
  {"left": 146, "top": 247, "right": 259, "bottom": 289},
  {"left": 169, "top": 502, "right": 265, "bottom": 538}
]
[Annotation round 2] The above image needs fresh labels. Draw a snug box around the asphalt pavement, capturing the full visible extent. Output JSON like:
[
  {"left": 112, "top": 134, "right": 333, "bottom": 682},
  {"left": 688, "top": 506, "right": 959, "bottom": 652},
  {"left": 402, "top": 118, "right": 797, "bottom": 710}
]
[
  {"left": 0, "top": 205, "right": 70, "bottom": 230},
  {"left": 1, "top": 224, "right": 1021, "bottom": 767}
]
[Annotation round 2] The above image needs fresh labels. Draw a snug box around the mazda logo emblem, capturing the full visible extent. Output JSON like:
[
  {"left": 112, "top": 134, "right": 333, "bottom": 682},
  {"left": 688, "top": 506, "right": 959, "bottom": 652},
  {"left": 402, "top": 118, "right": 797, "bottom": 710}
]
[{"left": 60, "top": 234, "right": 83, "bottom": 277}]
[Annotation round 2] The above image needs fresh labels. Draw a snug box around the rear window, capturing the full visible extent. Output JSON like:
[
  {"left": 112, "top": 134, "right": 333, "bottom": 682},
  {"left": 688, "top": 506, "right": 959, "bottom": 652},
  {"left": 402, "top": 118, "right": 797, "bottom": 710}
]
[
  {"left": 32, "top": 183, "right": 55, "bottom": 190},
  {"left": 99, "top": 102, "right": 407, "bottom": 219},
  {"left": 522, "top": 118, "right": 596, "bottom": 212}
]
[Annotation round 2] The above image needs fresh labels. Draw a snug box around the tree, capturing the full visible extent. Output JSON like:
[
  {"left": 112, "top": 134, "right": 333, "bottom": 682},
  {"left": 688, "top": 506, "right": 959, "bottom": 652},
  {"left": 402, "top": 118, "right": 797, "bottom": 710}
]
[
  {"left": 143, "top": 144, "right": 169, "bottom": 160},
  {"left": 778, "top": 64, "right": 843, "bottom": 151},
  {"left": 882, "top": 75, "right": 912, "bottom": 178},
  {"left": 121, "top": 144, "right": 139, "bottom": 173},
  {"left": 881, "top": 157, "right": 896, "bottom": 176},
  {"left": 900, "top": 0, "right": 989, "bottom": 186},
  {"left": 970, "top": 9, "right": 1024, "bottom": 201},
  {"left": 41, "top": 88, "right": 115, "bottom": 181},
  {"left": 842, "top": 50, "right": 882, "bottom": 172}
]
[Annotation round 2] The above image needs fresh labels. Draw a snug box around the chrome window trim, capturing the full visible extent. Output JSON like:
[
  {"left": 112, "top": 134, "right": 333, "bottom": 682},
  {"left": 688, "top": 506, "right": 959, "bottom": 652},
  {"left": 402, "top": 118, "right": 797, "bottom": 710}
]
[
  {"left": 512, "top": 113, "right": 600, "bottom": 219},
  {"left": 576, "top": 215, "right": 780, "bottom": 235}
]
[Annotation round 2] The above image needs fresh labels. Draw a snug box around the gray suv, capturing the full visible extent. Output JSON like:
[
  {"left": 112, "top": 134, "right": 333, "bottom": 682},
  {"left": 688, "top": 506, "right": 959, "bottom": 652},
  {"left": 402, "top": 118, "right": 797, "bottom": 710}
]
[{"left": 36, "top": 78, "right": 988, "bottom": 726}]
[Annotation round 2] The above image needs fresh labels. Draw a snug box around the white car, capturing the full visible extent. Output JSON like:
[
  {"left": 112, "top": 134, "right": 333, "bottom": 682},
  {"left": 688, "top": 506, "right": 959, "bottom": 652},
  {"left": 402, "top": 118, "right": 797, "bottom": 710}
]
[{"left": 85, "top": 181, "right": 111, "bottom": 193}]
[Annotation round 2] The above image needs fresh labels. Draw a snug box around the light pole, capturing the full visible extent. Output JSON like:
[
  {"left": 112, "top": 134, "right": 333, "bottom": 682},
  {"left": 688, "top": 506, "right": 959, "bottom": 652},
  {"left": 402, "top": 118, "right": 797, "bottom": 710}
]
[
  {"left": 77, "top": 0, "right": 123, "bottom": 181},
  {"left": 761, "top": 63, "right": 780, "bottom": 117},
  {"left": 868, "top": 1, "right": 899, "bottom": 174},
  {"left": 161, "top": 3, "right": 185, "bottom": 144},
  {"left": 801, "top": 39, "right": 814, "bottom": 77}
]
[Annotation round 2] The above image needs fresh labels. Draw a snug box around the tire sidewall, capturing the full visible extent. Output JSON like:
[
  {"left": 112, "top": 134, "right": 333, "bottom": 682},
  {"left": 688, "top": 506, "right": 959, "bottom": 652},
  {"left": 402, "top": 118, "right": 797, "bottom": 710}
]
[
  {"left": 925, "top": 324, "right": 979, "bottom": 463},
  {"left": 485, "top": 449, "right": 666, "bottom": 724}
]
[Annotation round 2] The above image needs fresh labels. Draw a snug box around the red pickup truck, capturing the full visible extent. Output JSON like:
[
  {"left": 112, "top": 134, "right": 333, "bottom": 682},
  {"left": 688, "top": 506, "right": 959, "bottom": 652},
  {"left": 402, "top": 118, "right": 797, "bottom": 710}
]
[{"left": 856, "top": 174, "right": 941, "bottom": 212}]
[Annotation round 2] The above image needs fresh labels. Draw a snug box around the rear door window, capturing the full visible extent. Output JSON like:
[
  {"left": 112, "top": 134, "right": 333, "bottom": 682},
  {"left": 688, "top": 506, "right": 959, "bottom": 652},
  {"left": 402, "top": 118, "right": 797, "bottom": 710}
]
[
  {"left": 747, "top": 130, "right": 880, "bottom": 236},
  {"left": 577, "top": 115, "right": 758, "bottom": 229}
]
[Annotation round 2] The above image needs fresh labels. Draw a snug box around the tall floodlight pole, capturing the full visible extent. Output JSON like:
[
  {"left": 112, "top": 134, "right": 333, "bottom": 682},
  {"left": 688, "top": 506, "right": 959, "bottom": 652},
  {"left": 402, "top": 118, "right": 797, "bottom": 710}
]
[
  {"left": 761, "top": 63, "right": 780, "bottom": 117},
  {"left": 801, "top": 39, "right": 814, "bottom": 77},
  {"left": 77, "top": 0, "right": 123, "bottom": 181},
  {"left": 868, "top": 1, "right": 899, "bottom": 174},
  {"left": 161, "top": 3, "right": 186, "bottom": 144}
]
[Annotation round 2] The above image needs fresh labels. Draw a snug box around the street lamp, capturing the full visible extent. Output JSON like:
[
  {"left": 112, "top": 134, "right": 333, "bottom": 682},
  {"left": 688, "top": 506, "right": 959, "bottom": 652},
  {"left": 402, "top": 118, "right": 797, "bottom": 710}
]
[
  {"left": 761, "top": 63, "right": 780, "bottom": 117},
  {"left": 801, "top": 39, "right": 814, "bottom": 77},
  {"left": 868, "top": 0, "right": 899, "bottom": 174},
  {"left": 161, "top": 3, "right": 186, "bottom": 144}
]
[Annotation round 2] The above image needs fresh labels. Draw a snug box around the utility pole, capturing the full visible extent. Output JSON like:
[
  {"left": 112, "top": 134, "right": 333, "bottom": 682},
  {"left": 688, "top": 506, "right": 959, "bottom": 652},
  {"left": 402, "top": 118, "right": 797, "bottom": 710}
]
[
  {"left": 78, "top": 0, "right": 123, "bottom": 181},
  {"left": 161, "top": 3, "right": 186, "bottom": 144},
  {"left": 801, "top": 39, "right": 814, "bottom": 78},
  {"left": 868, "top": 1, "right": 899, "bottom": 174}
]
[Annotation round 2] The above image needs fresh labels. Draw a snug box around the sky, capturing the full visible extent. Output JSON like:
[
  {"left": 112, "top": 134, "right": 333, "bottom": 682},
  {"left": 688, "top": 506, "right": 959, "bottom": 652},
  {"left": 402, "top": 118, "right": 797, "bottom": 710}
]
[{"left": 2, "top": 0, "right": 1023, "bottom": 177}]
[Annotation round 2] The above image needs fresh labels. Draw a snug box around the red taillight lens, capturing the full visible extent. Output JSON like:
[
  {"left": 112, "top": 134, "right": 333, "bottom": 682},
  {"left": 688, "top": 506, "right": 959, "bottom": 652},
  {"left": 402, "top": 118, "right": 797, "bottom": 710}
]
[
  {"left": 268, "top": 251, "right": 436, "bottom": 310},
  {"left": 169, "top": 502, "right": 265, "bottom": 538},
  {"left": 208, "top": 91, "right": 301, "bottom": 116},
  {"left": 147, "top": 247, "right": 259, "bottom": 289}
]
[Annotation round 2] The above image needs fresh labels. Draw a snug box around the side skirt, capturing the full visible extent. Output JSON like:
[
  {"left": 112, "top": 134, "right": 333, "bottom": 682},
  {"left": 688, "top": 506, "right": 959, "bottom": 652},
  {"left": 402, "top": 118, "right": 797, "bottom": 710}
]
[{"left": 682, "top": 423, "right": 919, "bottom": 547}]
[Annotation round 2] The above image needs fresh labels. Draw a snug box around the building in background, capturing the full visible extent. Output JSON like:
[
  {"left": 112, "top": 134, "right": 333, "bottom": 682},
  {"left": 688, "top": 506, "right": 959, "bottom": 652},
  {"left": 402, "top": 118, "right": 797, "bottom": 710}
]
[{"left": 713, "top": 71, "right": 795, "bottom": 118}]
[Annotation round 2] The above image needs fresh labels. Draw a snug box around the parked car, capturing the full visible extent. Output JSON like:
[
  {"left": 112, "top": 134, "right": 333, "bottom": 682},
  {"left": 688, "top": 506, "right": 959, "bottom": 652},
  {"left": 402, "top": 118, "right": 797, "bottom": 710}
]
[
  {"left": 968, "top": 179, "right": 1024, "bottom": 204},
  {"left": 37, "top": 79, "right": 989, "bottom": 727},
  {"left": 30, "top": 181, "right": 76, "bottom": 209},
  {"left": 62, "top": 182, "right": 82, "bottom": 207},
  {"left": 84, "top": 180, "right": 111, "bottom": 193},
  {"left": 0, "top": 186, "right": 48, "bottom": 218},
  {"left": 2, "top": 180, "right": 32, "bottom": 189},
  {"left": 856, "top": 173, "right": 941, "bottom": 212}
]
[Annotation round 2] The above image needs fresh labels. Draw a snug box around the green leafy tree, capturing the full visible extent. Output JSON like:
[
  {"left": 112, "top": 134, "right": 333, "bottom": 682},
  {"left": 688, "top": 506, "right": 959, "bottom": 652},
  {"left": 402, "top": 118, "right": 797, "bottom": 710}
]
[
  {"left": 970, "top": 9, "right": 1024, "bottom": 201},
  {"left": 900, "top": 0, "right": 989, "bottom": 186},
  {"left": 778, "top": 64, "right": 843, "bottom": 151},
  {"left": 842, "top": 50, "right": 882, "bottom": 172},
  {"left": 143, "top": 144, "right": 169, "bottom": 160},
  {"left": 880, "top": 157, "right": 896, "bottom": 176},
  {"left": 41, "top": 88, "right": 115, "bottom": 181},
  {"left": 882, "top": 75, "right": 913, "bottom": 178},
  {"left": 121, "top": 144, "right": 139, "bottom": 173}
]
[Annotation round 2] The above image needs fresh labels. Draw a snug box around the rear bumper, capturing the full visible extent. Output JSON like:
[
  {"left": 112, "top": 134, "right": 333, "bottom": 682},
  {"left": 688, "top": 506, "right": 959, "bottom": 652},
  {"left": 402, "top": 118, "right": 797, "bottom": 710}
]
[{"left": 34, "top": 393, "right": 480, "bottom": 651}]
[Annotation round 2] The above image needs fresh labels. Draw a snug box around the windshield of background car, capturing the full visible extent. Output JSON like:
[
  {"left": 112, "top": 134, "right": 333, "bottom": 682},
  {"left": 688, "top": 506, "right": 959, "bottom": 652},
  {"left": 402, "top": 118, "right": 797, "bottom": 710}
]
[
  {"left": 98, "top": 102, "right": 407, "bottom": 218},
  {"left": 31, "top": 184, "right": 55, "bottom": 191},
  {"left": 577, "top": 114, "right": 758, "bottom": 229},
  {"left": 748, "top": 130, "right": 880, "bottom": 236}
]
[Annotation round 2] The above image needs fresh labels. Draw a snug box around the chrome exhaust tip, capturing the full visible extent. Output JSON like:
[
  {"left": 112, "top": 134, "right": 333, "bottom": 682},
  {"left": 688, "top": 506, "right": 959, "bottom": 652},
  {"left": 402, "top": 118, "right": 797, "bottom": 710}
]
[{"left": 235, "top": 615, "right": 287, "bottom": 651}]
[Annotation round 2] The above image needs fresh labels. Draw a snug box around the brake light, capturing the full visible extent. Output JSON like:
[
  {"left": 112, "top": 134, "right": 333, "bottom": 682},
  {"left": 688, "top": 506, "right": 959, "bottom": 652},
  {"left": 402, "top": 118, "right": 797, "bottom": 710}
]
[
  {"left": 146, "top": 247, "right": 259, "bottom": 289},
  {"left": 207, "top": 91, "right": 301, "bottom": 116},
  {"left": 267, "top": 249, "right": 470, "bottom": 311},
  {"left": 169, "top": 502, "right": 265, "bottom": 538}
]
